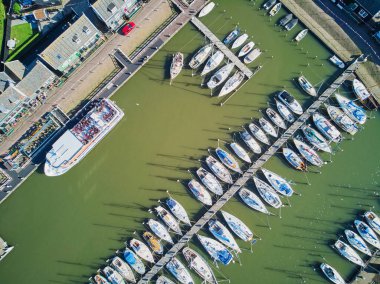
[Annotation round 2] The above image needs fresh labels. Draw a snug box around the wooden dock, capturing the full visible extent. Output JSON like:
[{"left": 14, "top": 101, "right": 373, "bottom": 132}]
[
  {"left": 190, "top": 17, "right": 254, "bottom": 78},
  {"left": 137, "top": 55, "right": 365, "bottom": 284}
]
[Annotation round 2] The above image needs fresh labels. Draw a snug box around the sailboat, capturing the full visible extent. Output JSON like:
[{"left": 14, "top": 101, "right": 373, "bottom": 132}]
[
  {"left": 248, "top": 122, "right": 270, "bottom": 145},
  {"left": 266, "top": 108, "right": 286, "bottom": 129},
  {"left": 208, "top": 219, "right": 241, "bottom": 253},
  {"left": 142, "top": 232, "right": 163, "bottom": 255},
  {"left": 129, "top": 238, "right": 155, "bottom": 263},
  {"left": 189, "top": 44, "right": 213, "bottom": 69},
  {"left": 284, "top": 18, "right": 298, "bottom": 31},
  {"left": 301, "top": 125, "right": 332, "bottom": 153},
  {"left": 320, "top": 263, "right": 346, "bottom": 284},
  {"left": 239, "top": 129, "right": 262, "bottom": 154},
  {"left": 196, "top": 234, "right": 234, "bottom": 265},
  {"left": 94, "top": 274, "right": 111, "bottom": 284},
  {"left": 259, "top": 117, "right": 278, "bottom": 138},
  {"left": 239, "top": 187, "right": 270, "bottom": 214},
  {"left": 293, "top": 138, "right": 323, "bottom": 167},
  {"left": 244, "top": 48, "right": 261, "bottom": 64},
  {"left": 278, "top": 13, "right": 293, "bottom": 27},
  {"left": 182, "top": 247, "right": 217, "bottom": 284},
  {"left": 170, "top": 52, "right": 183, "bottom": 80},
  {"left": 103, "top": 266, "right": 125, "bottom": 284},
  {"left": 275, "top": 99, "right": 295, "bottom": 123},
  {"left": 355, "top": 220, "right": 380, "bottom": 249},
  {"left": 232, "top": 33, "right": 248, "bottom": 49},
  {"left": 313, "top": 112, "right": 342, "bottom": 143},
  {"left": 335, "top": 93, "right": 367, "bottom": 125},
  {"left": 230, "top": 142, "right": 251, "bottom": 163},
  {"left": 197, "top": 167, "right": 223, "bottom": 196},
  {"left": 352, "top": 78, "right": 374, "bottom": 107},
  {"left": 198, "top": 2, "right": 215, "bottom": 17},
  {"left": 215, "top": 147, "right": 242, "bottom": 173},
  {"left": 295, "top": 29, "right": 308, "bottom": 42},
  {"left": 165, "top": 198, "right": 191, "bottom": 225},
  {"left": 344, "top": 229, "right": 372, "bottom": 256},
  {"left": 188, "top": 179, "right": 213, "bottom": 206},
  {"left": 111, "top": 256, "right": 136, "bottom": 283},
  {"left": 221, "top": 210, "right": 254, "bottom": 242},
  {"left": 166, "top": 257, "right": 194, "bottom": 284},
  {"left": 282, "top": 147, "right": 307, "bottom": 171},
  {"left": 155, "top": 206, "right": 182, "bottom": 235},
  {"left": 218, "top": 71, "right": 245, "bottom": 97},
  {"left": 146, "top": 219, "right": 173, "bottom": 244},
  {"left": 277, "top": 90, "right": 303, "bottom": 115},
  {"left": 156, "top": 276, "right": 175, "bottom": 284},
  {"left": 123, "top": 248, "right": 146, "bottom": 274},
  {"left": 325, "top": 104, "right": 358, "bottom": 135},
  {"left": 201, "top": 50, "right": 224, "bottom": 76},
  {"left": 253, "top": 177, "right": 282, "bottom": 208},
  {"left": 207, "top": 63, "right": 235, "bottom": 89},
  {"left": 334, "top": 240, "right": 365, "bottom": 267},
  {"left": 238, "top": 41, "right": 255, "bottom": 57},
  {"left": 261, "top": 168, "right": 293, "bottom": 197},
  {"left": 298, "top": 75, "right": 317, "bottom": 97},
  {"left": 364, "top": 211, "right": 380, "bottom": 235},
  {"left": 206, "top": 155, "right": 233, "bottom": 184}
]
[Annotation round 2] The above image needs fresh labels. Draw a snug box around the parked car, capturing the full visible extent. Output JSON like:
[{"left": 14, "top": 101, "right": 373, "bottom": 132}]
[{"left": 121, "top": 22, "right": 135, "bottom": 35}]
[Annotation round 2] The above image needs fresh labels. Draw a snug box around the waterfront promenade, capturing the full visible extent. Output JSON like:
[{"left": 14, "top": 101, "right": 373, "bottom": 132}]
[{"left": 137, "top": 55, "right": 366, "bottom": 283}]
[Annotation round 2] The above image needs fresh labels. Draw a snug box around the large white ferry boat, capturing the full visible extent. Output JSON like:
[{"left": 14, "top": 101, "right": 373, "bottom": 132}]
[{"left": 44, "top": 99, "right": 124, "bottom": 176}]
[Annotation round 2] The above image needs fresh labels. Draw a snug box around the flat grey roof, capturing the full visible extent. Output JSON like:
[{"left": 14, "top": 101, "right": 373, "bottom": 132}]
[
  {"left": 5, "top": 60, "right": 26, "bottom": 81},
  {"left": 0, "top": 72, "right": 14, "bottom": 93},
  {"left": 91, "top": 0, "right": 125, "bottom": 22},
  {"left": 0, "top": 86, "right": 24, "bottom": 121}
]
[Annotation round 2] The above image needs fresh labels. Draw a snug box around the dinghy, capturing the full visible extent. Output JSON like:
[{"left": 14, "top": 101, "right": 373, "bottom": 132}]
[
  {"left": 239, "top": 187, "right": 270, "bottom": 214},
  {"left": 155, "top": 206, "right": 182, "bottom": 235},
  {"left": 335, "top": 94, "right": 366, "bottom": 125},
  {"left": 334, "top": 240, "right": 365, "bottom": 267},
  {"left": 238, "top": 41, "right": 255, "bottom": 57},
  {"left": 285, "top": 18, "right": 298, "bottom": 31},
  {"left": 355, "top": 220, "right": 380, "bottom": 249},
  {"left": 170, "top": 52, "right": 183, "bottom": 80},
  {"left": 329, "top": 55, "right": 345, "bottom": 69},
  {"left": 197, "top": 167, "right": 223, "bottom": 196},
  {"left": 279, "top": 13, "right": 293, "bottom": 27},
  {"left": 156, "top": 276, "right": 175, "bottom": 284},
  {"left": 230, "top": 142, "right": 251, "bottom": 163},
  {"left": 344, "top": 229, "right": 372, "bottom": 256},
  {"left": 221, "top": 210, "right": 254, "bottom": 242},
  {"left": 295, "top": 29, "right": 308, "bottom": 42},
  {"left": 198, "top": 2, "right": 215, "bottom": 17},
  {"left": 182, "top": 247, "right": 217, "bottom": 284},
  {"left": 123, "top": 248, "right": 146, "bottom": 274},
  {"left": 207, "top": 63, "right": 234, "bottom": 89},
  {"left": 146, "top": 219, "right": 173, "bottom": 244},
  {"left": 209, "top": 219, "right": 241, "bottom": 253},
  {"left": 253, "top": 177, "right": 282, "bottom": 208},
  {"left": 301, "top": 125, "right": 332, "bottom": 153},
  {"left": 263, "top": 0, "right": 276, "bottom": 10},
  {"left": 165, "top": 198, "right": 191, "bottom": 225},
  {"left": 201, "top": 50, "right": 224, "bottom": 76},
  {"left": 216, "top": 147, "right": 242, "bottom": 173},
  {"left": 298, "top": 75, "right": 317, "bottom": 97},
  {"left": 223, "top": 28, "right": 240, "bottom": 45},
  {"left": 188, "top": 179, "right": 213, "bottom": 206},
  {"left": 196, "top": 234, "right": 234, "bottom": 265},
  {"left": 278, "top": 90, "right": 303, "bottom": 115},
  {"left": 166, "top": 257, "right": 194, "bottom": 284},
  {"left": 94, "top": 274, "right": 111, "bottom": 284},
  {"left": 352, "top": 78, "right": 371, "bottom": 103},
  {"left": 232, "top": 33, "right": 248, "bottom": 49},
  {"left": 282, "top": 147, "right": 307, "bottom": 171},
  {"left": 266, "top": 108, "right": 286, "bottom": 129},
  {"left": 239, "top": 129, "right": 262, "bottom": 154},
  {"left": 189, "top": 44, "right": 213, "bottom": 69},
  {"left": 244, "top": 48, "right": 261, "bottom": 64},
  {"left": 313, "top": 112, "right": 342, "bottom": 142},
  {"left": 269, "top": 3, "right": 281, "bottom": 16},
  {"left": 206, "top": 155, "right": 233, "bottom": 184},
  {"left": 261, "top": 168, "right": 293, "bottom": 197},
  {"left": 248, "top": 122, "right": 270, "bottom": 145},
  {"left": 320, "top": 263, "right": 346, "bottom": 284},
  {"left": 142, "top": 232, "right": 163, "bottom": 255},
  {"left": 103, "top": 266, "right": 125, "bottom": 284},
  {"left": 129, "top": 239, "right": 155, "bottom": 263},
  {"left": 259, "top": 117, "right": 278, "bottom": 138},
  {"left": 293, "top": 138, "right": 323, "bottom": 167},
  {"left": 275, "top": 99, "right": 295, "bottom": 123},
  {"left": 111, "top": 256, "right": 136, "bottom": 283},
  {"left": 218, "top": 71, "right": 245, "bottom": 97},
  {"left": 326, "top": 105, "right": 358, "bottom": 135},
  {"left": 364, "top": 211, "right": 380, "bottom": 235}
]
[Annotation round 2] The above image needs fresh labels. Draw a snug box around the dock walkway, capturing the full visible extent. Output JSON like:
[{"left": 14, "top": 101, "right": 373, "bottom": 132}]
[
  {"left": 191, "top": 17, "right": 254, "bottom": 78},
  {"left": 137, "top": 55, "right": 365, "bottom": 284}
]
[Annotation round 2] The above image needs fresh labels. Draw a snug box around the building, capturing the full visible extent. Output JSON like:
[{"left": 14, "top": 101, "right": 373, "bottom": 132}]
[
  {"left": 343, "top": 0, "right": 380, "bottom": 29},
  {"left": 38, "top": 14, "right": 102, "bottom": 74}
]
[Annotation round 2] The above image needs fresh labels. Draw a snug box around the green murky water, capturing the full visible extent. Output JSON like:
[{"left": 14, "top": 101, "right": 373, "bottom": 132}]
[{"left": 0, "top": 1, "right": 379, "bottom": 283}]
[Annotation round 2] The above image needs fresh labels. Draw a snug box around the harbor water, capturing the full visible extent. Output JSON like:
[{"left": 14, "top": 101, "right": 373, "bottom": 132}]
[{"left": 0, "top": 0, "right": 379, "bottom": 283}]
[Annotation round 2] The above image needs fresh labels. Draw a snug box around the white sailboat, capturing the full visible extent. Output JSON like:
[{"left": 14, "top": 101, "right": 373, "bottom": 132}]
[
  {"left": 244, "top": 48, "right": 261, "bottom": 64},
  {"left": 198, "top": 2, "right": 215, "bottom": 17},
  {"left": 165, "top": 198, "right": 191, "bottom": 226},
  {"left": 238, "top": 41, "right": 255, "bottom": 57},
  {"left": 261, "top": 168, "right": 293, "bottom": 197},
  {"left": 206, "top": 155, "right": 233, "bottom": 184},
  {"left": 239, "top": 129, "right": 262, "bottom": 154},
  {"left": 166, "top": 257, "right": 194, "bottom": 284},
  {"left": 298, "top": 75, "right": 317, "bottom": 97},
  {"left": 146, "top": 219, "right": 173, "bottom": 244},
  {"left": 188, "top": 179, "right": 213, "bottom": 206},
  {"left": 218, "top": 71, "right": 245, "bottom": 97},
  {"left": 266, "top": 107, "right": 286, "bottom": 129},
  {"left": 335, "top": 93, "right": 367, "bottom": 125},
  {"left": 293, "top": 138, "right": 323, "bottom": 167},
  {"left": 208, "top": 219, "right": 241, "bottom": 253},
  {"left": 155, "top": 206, "right": 182, "bottom": 235},
  {"left": 259, "top": 117, "right": 278, "bottom": 138},
  {"left": 275, "top": 99, "right": 295, "bottom": 123},
  {"left": 111, "top": 256, "right": 136, "bottom": 283},
  {"left": 189, "top": 44, "right": 213, "bottom": 69},
  {"left": 197, "top": 167, "right": 223, "bottom": 196},
  {"left": 221, "top": 210, "right": 254, "bottom": 242},
  {"left": 207, "top": 63, "right": 234, "bottom": 89},
  {"left": 201, "top": 50, "right": 224, "bottom": 76},
  {"left": 170, "top": 52, "right": 183, "bottom": 80},
  {"left": 269, "top": 3, "right": 281, "bottom": 16},
  {"left": 129, "top": 239, "right": 155, "bottom": 263},
  {"left": 232, "top": 33, "right": 248, "bottom": 49},
  {"left": 182, "top": 247, "right": 217, "bottom": 284},
  {"left": 313, "top": 112, "right": 342, "bottom": 143},
  {"left": 334, "top": 240, "right": 365, "bottom": 267},
  {"left": 239, "top": 187, "right": 270, "bottom": 214},
  {"left": 325, "top": 104, "right": 358, "bottom": 135},
  {"left": 248, "top": 122, "right": 270, "bottom": 145},
  {"left": 230, "top": 142, "right": 251, "bottom": 163},
  {"left": 253, "top": 177, "right": 282, "bottom": 209}
]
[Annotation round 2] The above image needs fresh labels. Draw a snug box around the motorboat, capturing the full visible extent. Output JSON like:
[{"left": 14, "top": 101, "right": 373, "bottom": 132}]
[
  {"left": 223, "top": 28, "right": 240, "bottom": 45},
  {"left": 166, "top": 257, "right": 194, "bottom": 284},
  {"left": 345, "top": 229, "right": 372, "bottom": 256},
  {"left": 320, "top": 263, "right": 346, "bottom": 284},
  {"left": 94, "top": 274, "right": 111, "bottom": 284},
  {"left": 298, "top": 75, "right": 317, "bottom": 97},
  {"left": 248, "top": 122, "right": 270, "bottom": 145},
  {"left": 142, "top": 232, "right": 164, "bottom": 255},
  {"left": 220, "top": 210, "right": 253, "bottom": 242},
  {"left": 295, "top": 29, "right": 308, "bottom": 42},
  {"left": 278, "top": 13, "right": 293, "bottom": 27},
  {"left": 275, "top": 99, "right": 295, "bottom": 123},
  {"left": 215, "top": 147, "right": 242, "bottom": 173},
  {"left": 129, "top": 238, "right": 155, "bottom": 263},
  {"left": 188, "top": 179, "right": 213, "bottom": 206},
  {"left": 155, "top": 206, "right": 182, "bottom": 235},
  {"left": 103, "top": 266, "right": 125, "bottom": 284},
  {"left": 230, "top": 142, "right": 251, "bottom": 163},
  {"left": 198, "top": 2, "right": 215, "bottom": 17},
  {"left": 253, "top": 177, "right": 282, "bottom": 208},
  {"left": 334, "top": 240, "right": 365, "bottom": 267},
  {"left": 266, "top": 108, "right": 286, "bottom": 129},
  {"left": 261, "top": 168, "right": 293, "bottom": 197},
  {"left": 282, "top": 147, "right": 307, "bottom": 171},
  {"left": 313, "top": 112, "right": 342, "bottom": 143},
  {"left": 111, "top": 256, "right": 136, "bottom": 283},
  {"left": 243, "top": 48, "right": 261, "bottom": 64},
  {"left": 165, "top": 198, "right": 191, "bottom": 225},
  {"left": 206, "top": 155, "right": 233, "bottom": 184},
  {"left": 329, "top": 55, "right": 345, "bottom": 69},
  {"left": 238, "top": 41, "right": 255, "bottom": 57},
  {"left": 269, "top": 3, "right": 281, "bottom": 16},
  {"left": 218, "top": 71, "right": 245, "bottom": 97},
  {"left": 123, "top": 248, "right": 146, "bottom": 274},
  {"left": 201, "top": 50, "right": 224, "bottom": 76},
  {"left": 239, "top": 129, "right": 262, "bottom": 154},
  {"left": 259, "top": 117, "right": 278, "bottom": 138},
  {"left": 208, "top": 219, "right": 241, "bottom": 253},
  {"left": 156, "top": 276, "right": 175, "bottom": 284},
  {"left": 182, "top": 247, "right": 217, "bottom": 284},
  {"left": 277, "top": 90, "right": 303, "bottom": 115},
  {"left": 189, "top": 44, "right": 213, "bottom": 69},
  {"left": 232, "top": 33, "right": 248, "bottom": 49},
  {"left": 146, "top": 219, "right": 173, "bottom": 244},
  {"left": 325, "top": 105, "right": 358, "bottom": 135},
  {"left": 285, "top": 18, "right": 298, "bottom": 31},
  {"left": 352, "top": 78, "right": 371, "bottom": 103},
  {"left": 293, "top": 138, "right": 323, "bottom": 167},
  {"left": 301, "top": 125, "right": 332, "bottom": 153},
  {"left": 335, "top": 93, "right": 367, "bottom": 125},
  {"left": 364, "top": 211, "right": 380, "bottom": 235},
  {"left": 170, "top": 52, "right": 183, "bottom": 80},
  {"left": 196, "top": 234, "right": 234, "bottom": 265},
  {"left": 197, "top": 167, "right": 223, "bottom": 196},
  {"left": 207, "top": 63, "right": 234, "bottom": 89},
  {"left": 263, "top": 0, "right": 276, "bottom": 10},
  {"left": 239, "top": 187, "right": 270, "bottom": 214},
  {"left": 355, "top": 220, "right": 380, "bottom": 249}
]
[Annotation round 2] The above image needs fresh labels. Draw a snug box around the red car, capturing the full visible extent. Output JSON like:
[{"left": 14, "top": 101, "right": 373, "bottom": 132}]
[{"left": 121, "top": 22, "right": 136, "bottom": 35}]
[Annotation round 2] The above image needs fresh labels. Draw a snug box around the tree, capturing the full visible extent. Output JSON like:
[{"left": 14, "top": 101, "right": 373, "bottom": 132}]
[{"left": 13, "top": 2, "right": 21, "bottom": 15}]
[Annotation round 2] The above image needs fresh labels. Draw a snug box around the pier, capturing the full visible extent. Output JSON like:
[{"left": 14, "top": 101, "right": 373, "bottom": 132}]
[
  {"left": 137, "top": 55, "right": 366, "bottom": 283},
  {"left": 190, "top": 17, "right": 254, "bottom": 79}
]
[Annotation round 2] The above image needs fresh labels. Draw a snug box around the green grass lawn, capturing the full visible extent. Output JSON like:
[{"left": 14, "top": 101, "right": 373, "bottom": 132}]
[
  {"left": 8, "top": 23, "right": 39, "bottom": 60},
  {"left": 0, "top": 1, "right": 5, "bottom": 52}
]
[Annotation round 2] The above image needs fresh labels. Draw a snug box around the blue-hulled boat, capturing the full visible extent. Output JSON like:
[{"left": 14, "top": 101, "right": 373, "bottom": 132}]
[
  {"left": 123, "top": 248, "right": 146, "bottom": 275},
  {"left": 223, "top": 28, "right": 240, "bottom": 45}
]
